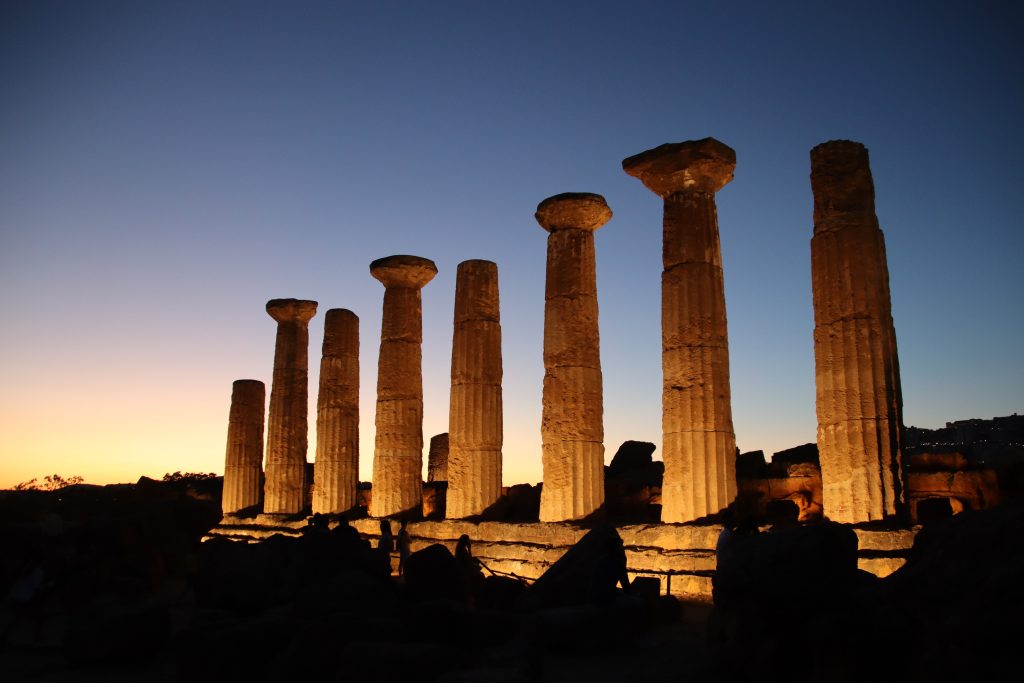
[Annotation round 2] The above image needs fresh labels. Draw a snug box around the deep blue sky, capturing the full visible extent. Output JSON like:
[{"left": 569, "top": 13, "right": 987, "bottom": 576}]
[{"left": 2, "top": 1, "right": 1021, "bottom": 486}]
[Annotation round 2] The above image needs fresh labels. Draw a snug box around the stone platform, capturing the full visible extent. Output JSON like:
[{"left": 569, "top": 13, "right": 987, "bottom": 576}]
[{"left": 205, "top": 515, "right": 916, "bottom": 602}]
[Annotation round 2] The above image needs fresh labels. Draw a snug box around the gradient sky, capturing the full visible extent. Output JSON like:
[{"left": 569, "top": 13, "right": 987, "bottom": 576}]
[{"left": 2, "top": 1, "right": 1022, "bottom": 488}]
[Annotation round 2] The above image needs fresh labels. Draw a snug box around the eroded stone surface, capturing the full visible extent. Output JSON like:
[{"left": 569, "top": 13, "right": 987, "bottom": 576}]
[
  {"left": 623, "top": 139, "right": 737, "bottom": 523},
  {"left": 370, "top": 255, "right": 436, "bottom": 517},
  {"left": 536, "top": 194, "right": 607, "bottom": 521},
  {"left": 535, "top": 193, "right": 612, "bottom": 233},
  {"left": 447, "top": 260, "right": 503, "bottom": 518},
  {"left": 427, "top": 433, "right": 449, "bottom": 482},
  {"left": 622, "top": 138, "right": 736, "bottom": 196},
  {"left": 263, "top": 298, "right": 317, "bottom": 514},
  {"left": 222, "top": 379, "right": 265, "bottom": 514},
  {"left": 313, "top": 309, "right": 359, "bottom": 514},
  {"left": 370, "top": 255, "right": 438, "bottom": 288},
  {"left": 810, "top": 140, "right": 904, "bottom": 522}
]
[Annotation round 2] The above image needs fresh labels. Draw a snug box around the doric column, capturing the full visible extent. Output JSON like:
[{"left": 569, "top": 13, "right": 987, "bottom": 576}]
[
  {"left": 222, "top": 379, "right": 265, "bottom": 515},
  {"left": 447, "top": 259, "right": 503, "bottom": 518},
  {"left": 535, "top": 193, "right": 609, "bottom": 522},
  {"left": 263, "top": 298, "right": 317, "bottom": 514},
  {"left": 623, "top": 138, "right": 737, "bottom": 523},
  {"left": 810, "top": 140, "right": 904, "bottom": 522},
  {"left": 313, "top": 309, "right": 359, "bottom": 514},
  {"left": 428, "top": 433, "right": 450, "bottom": 482},
  {"left": 369, "top": 255, "right": 437, "bottom": 517}
]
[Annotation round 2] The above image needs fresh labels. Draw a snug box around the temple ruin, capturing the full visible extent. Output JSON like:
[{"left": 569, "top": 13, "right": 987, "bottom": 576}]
[
  {"left": 263, "top": 298, "right": 317, "bottom": 514},
  {"left": 446, "top": 259, "right": 504, "bottom": 518},
  {"left": 810, "top": 141, "right": 904, "bottom": 522},
  {"left": 208, "top": 137, "right": 1015, "bottom": 601},
  {"left": 369, "top": 255, "right": 437, "bottom": 517},
  {"left": 221, "top": 379, "right": 265, "bottom": 514},
  {"left": 622, "top": 138, "right": 738, "bottom": 523},
  {"left": 535, "top": 193, "right": 610, "bottom": 522},
  {"left": 312, "top": 309, "right": 359, "bottom": 514},
  {"left": 426, "top": 432, "right": 449, "bottom": 483}
]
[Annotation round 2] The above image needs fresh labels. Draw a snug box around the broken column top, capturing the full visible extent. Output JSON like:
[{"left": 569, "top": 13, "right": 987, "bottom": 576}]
[
  {"left": 810, "top": 140, "right": 877, "bottom": 232},
  {"left": 535, "top": 193, "right": 612, "bottom": 232},
  {"left": 370, "top": 254, "right": 438, "bottom": 288},
  {"left": 622, "top": 137, "right": 735, "bottom": 196},
  {"left": 266, "top": 298, "right": 318, "bottom": 322}
]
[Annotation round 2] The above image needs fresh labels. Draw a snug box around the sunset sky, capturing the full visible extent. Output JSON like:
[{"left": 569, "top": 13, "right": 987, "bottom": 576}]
[{"left": 2, "top": 1, "right": 1022, "bottom": 489}]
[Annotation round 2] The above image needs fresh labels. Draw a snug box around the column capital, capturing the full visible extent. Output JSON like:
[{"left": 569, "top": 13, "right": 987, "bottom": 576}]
[
  {"left": 370, "top": 255, "right": 437, "bottom": 288},
  {"left": 266, "top": 298, "right": 318, "bottom": 323},
  {"left": 535, "top": 193, "right": 612, "bottom": 233},
  {"left": 622, "top": 137, "right": 735, "bottom": 197}
]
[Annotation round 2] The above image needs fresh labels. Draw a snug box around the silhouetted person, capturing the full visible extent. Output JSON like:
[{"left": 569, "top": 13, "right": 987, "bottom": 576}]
[
  {"left": 397, "top": 519, "right": 412, "bottom": 576},
  {"left": 454, "top": 534, "right": 484, "bottom": 604},
  {"left": 303, "top": 512, "right": 330, "bottom": 537},
  {"left": 588, "top": 530, "right": 630, "bottom": 606},
  {"left": 455, "top": 534, "right": 474, "bottom": 567},
  {"left": 378, "top": 520, "right": 394, "bottom": 575}
]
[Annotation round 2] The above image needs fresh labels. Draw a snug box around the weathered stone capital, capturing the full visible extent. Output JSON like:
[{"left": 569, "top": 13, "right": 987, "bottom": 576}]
[
  {"left": 535, "top": 193, "right": 612, "bottom": 233},
  {"left": 370, "top": 255, "right": 438, "bottom": 288},
  {"left": 622, "top": 137, "right": 735, "bottom": 196},
  {"left": 266, "top": 298, "right": 318, "bottom": 323}
]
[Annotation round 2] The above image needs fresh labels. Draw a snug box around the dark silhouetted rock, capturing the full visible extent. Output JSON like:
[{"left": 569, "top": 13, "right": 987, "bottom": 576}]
[
  {"left": 529, "top": 525, "right": 627, "bottom": 608},
  {"left": 404, "top": 543, "right": 465, "bottom": 602},
  {"left": 771, "top": 442, "right": 819, "bottom": 467},
  {"left": 735, "top": 450, "right": 767, "bottom": 478},
  {"left": 608, "top": 440, "right": 656, "bottom": 477}
]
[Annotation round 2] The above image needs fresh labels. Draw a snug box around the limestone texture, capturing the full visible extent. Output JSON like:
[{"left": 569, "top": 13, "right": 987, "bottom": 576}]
[
  {"left": 313, "top": 309, "right": 359, "bottom": 514},
  {"left": 427, "top": 433, "right": 450, "bottom": 482},
  {"left": 263, "top": 299, "right": 317, "bottom": 514},
  {"left": 446, "top": 259, "right": 504, "bottom": 518},
  {"left": 370, "top": 255, "right": 437, "bottom": 517},
  {"left": 810, "top": 140, "right": 904, "bottom": 522},
  {"left": 535, "top": 193, "right": 609, "bottom": 522},
  {"left": 222, "top": 379, "right": 265, "bottom": 514},
  {"left": 623, "top": 138, "right": 737, "bottom": 523}
]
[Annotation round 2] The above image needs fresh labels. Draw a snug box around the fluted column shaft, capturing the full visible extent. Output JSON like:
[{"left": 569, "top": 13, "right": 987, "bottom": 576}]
[
  {"left": 810, "top": 140, "right": 904, "bottom": 522},
  {"left": 313, "top": 309, "right": 359, "bottom": 514},
  {"left": 427, "top": 433, "right": 450, "bottom": 482},
  {"left": 222, "top": 379, "right": 265, "bottom": 514},
  {"left": 661, "top": 191, "right": 737, "bottom": 522},
  {"left": 370, "top": 255, "right": 437, "bottom": 517},
  {"left": 535, "top": 194, "right": 609, "bottom": 522},
  {"left": 264, "top": 299, "right": 317, "bottom": 514},
  {"left": 447, "top": 260, "right": 503, "bottom": 518},
  {"left": 622, "top": 138, "right": 738, "bottom": 523}
]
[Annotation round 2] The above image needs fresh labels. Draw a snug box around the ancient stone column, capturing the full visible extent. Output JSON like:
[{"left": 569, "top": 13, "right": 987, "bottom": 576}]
[
  {"left": 313, "top": 309, "right": 360, "bottom": 514},
  {"left": 535, "top": 193, "right": 609, "bottom": 522},
  {"left": 370, "top": 255, "right": 437, "bottom": 517},
  {"left": 222, "top": 379, "right": 265, "bottom": 515},
  {"left": 623, "top": 138, "right": 738, "bottom": 523},
  {"left": 810, "top": 140, "right": 905, "bottom": 522},
  {"left": 263, "top": 298, "right": 317, "bottom": 514},
  {"left": 446, "top": 259, "right": 503, "bottom": 517},
  {"left": 427, "top": 433, "right": 450, "bottom": 482}
]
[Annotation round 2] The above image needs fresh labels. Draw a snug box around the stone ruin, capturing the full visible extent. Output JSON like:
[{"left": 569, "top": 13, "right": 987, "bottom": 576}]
[{"left": 213, "top": 137, "right": 1012, "bottom": 600}]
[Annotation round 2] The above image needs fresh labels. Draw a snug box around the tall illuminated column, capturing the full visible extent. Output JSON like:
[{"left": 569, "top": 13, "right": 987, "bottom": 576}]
[
  {"left": 622, "top": 138, "right": 737, "bottom": 523},
  {"left": 313, "top": 308, "right": 360, "bottom": 514},
  {"left": 369, "top": 255, "right": 437, "bottom": 517},
  {"left": 810, "top": 140, "right": 904, "bottom": 522},
  {"left": 446, "top": 259, "right": 503, "bottom": 518},
  {"left": 263, "top": 298, "right": 318, "bottom": 514},
  {"left": 222, "top": 379, "right": 265, "bottom": 514},
  {"left": 535, "top": 193, "right": 610, "bottom": 522}
]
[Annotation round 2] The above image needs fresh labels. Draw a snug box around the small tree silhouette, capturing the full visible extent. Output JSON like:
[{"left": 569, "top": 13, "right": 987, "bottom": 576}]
[{"left": 13, "top": 474, "right": 85, "bottom": 491}]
